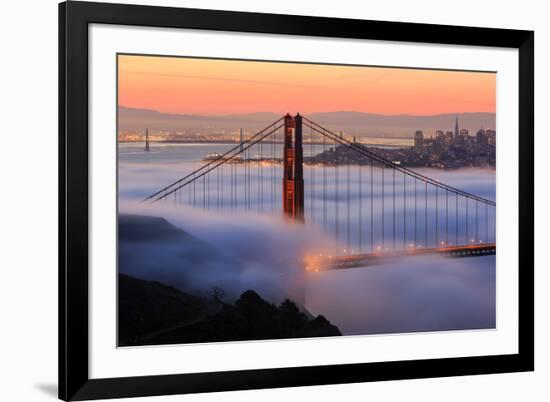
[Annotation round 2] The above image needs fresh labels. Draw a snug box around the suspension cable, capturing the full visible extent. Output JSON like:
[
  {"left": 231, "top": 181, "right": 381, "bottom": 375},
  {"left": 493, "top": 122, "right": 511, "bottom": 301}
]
[
  {"left": 303, "top": 118, "right": 495, "bottom": 206},
  {"left": 148, "top": 122, "right": 284, "bottom": 202},
  {"left": 144, "top": 117, "right": 284, "bottom": 202}
]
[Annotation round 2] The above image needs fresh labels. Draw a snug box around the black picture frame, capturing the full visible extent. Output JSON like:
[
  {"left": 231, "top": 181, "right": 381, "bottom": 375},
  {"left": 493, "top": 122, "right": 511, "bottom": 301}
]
[{"left": 59, "top": 1, "right": 534, "bottom": 400}]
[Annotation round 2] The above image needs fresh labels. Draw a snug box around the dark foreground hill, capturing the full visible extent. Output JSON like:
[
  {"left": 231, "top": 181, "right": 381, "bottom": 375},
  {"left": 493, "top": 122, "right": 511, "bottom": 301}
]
[{"left": 119, "top": 273, "right": 341, "bottom": 346}]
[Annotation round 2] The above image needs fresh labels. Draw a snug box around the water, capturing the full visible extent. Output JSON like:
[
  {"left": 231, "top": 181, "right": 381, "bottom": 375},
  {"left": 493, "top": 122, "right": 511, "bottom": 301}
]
[{"left": 119, "top": 142, "right": 496, "bottom": 335}]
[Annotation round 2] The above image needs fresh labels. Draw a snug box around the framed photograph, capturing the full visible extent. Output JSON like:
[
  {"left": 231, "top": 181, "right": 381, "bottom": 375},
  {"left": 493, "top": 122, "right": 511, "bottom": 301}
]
[{"left": 59, "top": 1, "right": 534, "bottom": 400}]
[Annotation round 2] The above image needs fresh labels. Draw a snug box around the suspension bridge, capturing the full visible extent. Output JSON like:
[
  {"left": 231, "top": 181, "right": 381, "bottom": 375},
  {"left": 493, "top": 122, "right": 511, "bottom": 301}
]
[{"left": 143, "top": 114, "right": 496, "bottom": 271}]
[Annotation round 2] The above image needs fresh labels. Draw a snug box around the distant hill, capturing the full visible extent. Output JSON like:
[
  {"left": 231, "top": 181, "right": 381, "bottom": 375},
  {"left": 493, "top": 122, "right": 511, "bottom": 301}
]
[
  {"left": 118, "top": 106, "right": 496, "bottom": 138},
  {"left": 308, "top": 111, "right": 496, "bottom": 138}
]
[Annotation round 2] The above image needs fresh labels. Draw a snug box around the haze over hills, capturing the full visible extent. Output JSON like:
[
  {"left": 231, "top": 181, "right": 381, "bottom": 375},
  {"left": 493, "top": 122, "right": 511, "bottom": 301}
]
[{"left": 118, "top": 106, "right": 496, "bottom": 139}]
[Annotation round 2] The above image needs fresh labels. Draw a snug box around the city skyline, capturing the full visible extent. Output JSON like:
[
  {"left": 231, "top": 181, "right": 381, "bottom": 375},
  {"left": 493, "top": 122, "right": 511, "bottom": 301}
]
[{"left": 118, "top": 55, "right": 496, "bottom": 116}]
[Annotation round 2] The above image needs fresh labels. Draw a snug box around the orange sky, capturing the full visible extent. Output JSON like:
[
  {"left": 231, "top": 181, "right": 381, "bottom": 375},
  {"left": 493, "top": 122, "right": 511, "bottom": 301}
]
[{"left": 118, "top": 54, "right": 496, "bottom": 116}]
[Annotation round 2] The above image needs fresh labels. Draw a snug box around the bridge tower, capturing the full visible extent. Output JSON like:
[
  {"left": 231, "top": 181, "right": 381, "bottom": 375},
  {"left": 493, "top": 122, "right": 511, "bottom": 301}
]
[
  {"left": 294, "top": 114, "right": 304, "bottom": 222},
  {"left": 239, "top": 128, "right": 244, "bottom": 153},
  {"left": 282, "top": 114, "right": 304, "bottom": 222},
  {"left": 144, "top": 128, "right": 150, "bottom": 152}
]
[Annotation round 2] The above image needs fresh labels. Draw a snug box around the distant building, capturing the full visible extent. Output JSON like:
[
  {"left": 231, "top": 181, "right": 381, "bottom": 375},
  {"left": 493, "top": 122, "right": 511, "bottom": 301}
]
[
  {"left": 414, "top": 130, "right": 424, "bottom": 151},
  {"left": 454, "top": 117, "right": 460, "bottom": 138},
  {"left": 455, "top": 128, "right": 468, "bottom": 147},
  {"left": 486, "top": 129, "right": 496, "bottom": 145},
  {"left": 433, "top": 131, "right": 447, "bottom": 153},
  {"left": 445, "top": 131, "right": 453, "bottom": 143},
  {"left": 476, "top": 129, "right": 488, "bottom": 145}
]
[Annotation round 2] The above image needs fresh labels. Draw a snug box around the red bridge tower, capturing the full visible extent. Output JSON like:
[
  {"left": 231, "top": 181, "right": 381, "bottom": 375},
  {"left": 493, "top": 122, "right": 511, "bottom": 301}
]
[{"left": 282, "top": 114, "right": 304, "bottom": 222}]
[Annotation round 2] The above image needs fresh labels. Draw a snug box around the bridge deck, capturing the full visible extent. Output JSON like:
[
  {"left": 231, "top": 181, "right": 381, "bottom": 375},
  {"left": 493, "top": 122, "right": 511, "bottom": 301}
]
[{"left": 305, "top": 243, "right": 496, "bottom": 271}]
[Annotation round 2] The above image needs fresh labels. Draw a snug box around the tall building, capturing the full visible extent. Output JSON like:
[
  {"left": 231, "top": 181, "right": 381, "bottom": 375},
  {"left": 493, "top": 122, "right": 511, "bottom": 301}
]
[
  {"left": 455, "top": 128, "right": 468, "bottom": 147},
  {"left": 476, "top": 129, "right": 488, "bottom": 145},
  {"left": 414, "top": 130, "right": 424, "bottom": 151},
  {"left": 486, "top": 129, "right": 496, "bottom": 145},
  {"left": 454, "top": 116, "right": 459, "bottom": 138}
]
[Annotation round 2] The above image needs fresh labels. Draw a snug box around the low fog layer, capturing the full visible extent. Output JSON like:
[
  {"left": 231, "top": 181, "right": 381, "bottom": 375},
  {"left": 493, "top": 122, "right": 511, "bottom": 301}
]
[
  {"left": 118, "top": 144, "right": 496, "bottom": 335},
  {"left": 119, "top": 202, "right": 496, "bottom": 335},
  {"left": 307, "top": 255, "right": 495, "bottom": 334},
  {"left": 119, "top": 202, "right": 334, "bottom": 305}
]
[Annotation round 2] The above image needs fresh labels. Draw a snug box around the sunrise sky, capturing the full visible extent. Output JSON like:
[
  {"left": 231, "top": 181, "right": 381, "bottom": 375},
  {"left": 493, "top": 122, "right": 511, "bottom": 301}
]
[{"left": 118, "top": 54, "right": 496, "bottom": 116}]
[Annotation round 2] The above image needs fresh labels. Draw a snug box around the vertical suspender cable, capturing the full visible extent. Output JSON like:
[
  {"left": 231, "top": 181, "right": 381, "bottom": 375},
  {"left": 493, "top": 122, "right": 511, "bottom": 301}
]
[
  {"left": 335, "top": 141, "right": 339, "bottom": 246},
  {"left": 382, "top": 165, "right": 385, "bottom": 251},
  {"left": 347, "top": 147, "right": 351, "bottom": 251},
  {"left": 476, "top": 201, "right": 479, "bottom": 242},
  {"left": 244, "top": 141, "right": 250, "bottom": 210},
  {"left": 403, "top": 171, "right": 406, "bottom": 249},
  {"left": 220, "top": 165, "right": 224, "bottom": 210},
  {"left": 271, "top": 129, "right": 275, "bottom": 213},
  {"left": 256, "top": 145, "right": 262, "bottom": 212},
  {"left": 323, "top": 136, "right": 327, "bottom": 230},
  {"left": 414, "top": 178, "right": 417, "bottom": 247},
  {"left": 455, "top": 193, "right": 458, "bottom": 246},
  {"left": 466, "top": 197, "right": 469, "bottom": 243},
  {"left": 484, "top": 204, "right": 489, "bottom": 243},
  {"left": 370, "top": 158, "right": 374, "bottom": 252},
  {"left": 435, "top": 186, "right": 439, "bottom": 247},
  {"left": 359, "top": 155, "right": 363, "bottom": 253},
  {"left": 393, "top": 167, "right": 395, "bottom": 251},
  {"left": 231, "top": 162, "right": 234, "bottom": 212},
  {"left": 310, "top": 126, "right": 314, "bottom": 225},
  {"left": 425, "top": 182, "right": 428, "bottom": 248},
  {"left": 259, "top": 141, "right": 263, "bottom": 212},
  {"left": 445, "top": 190, "right": 448, "bottom": 246}
]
